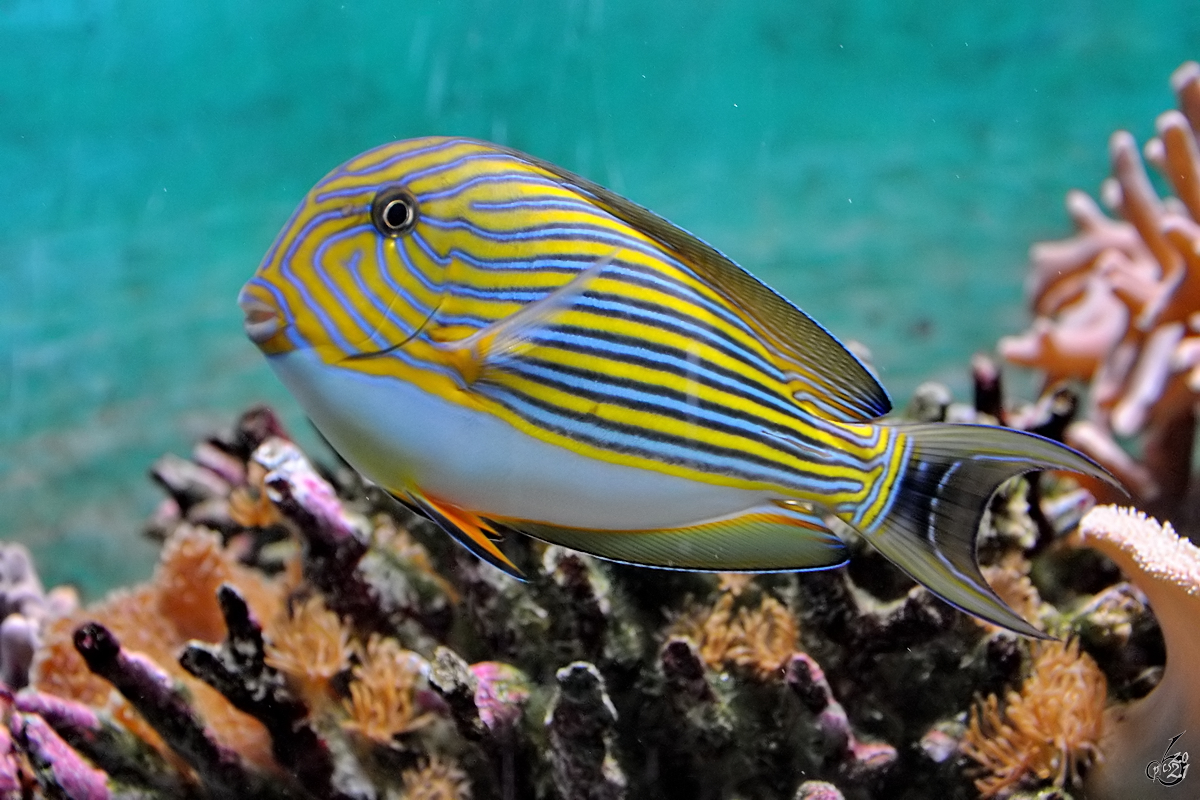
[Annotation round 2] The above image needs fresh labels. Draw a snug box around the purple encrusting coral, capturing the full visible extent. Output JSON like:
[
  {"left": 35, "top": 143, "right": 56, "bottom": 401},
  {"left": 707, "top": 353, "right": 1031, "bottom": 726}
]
[{"left": 12, "top": 711, "right": 110, "bottom": 800}]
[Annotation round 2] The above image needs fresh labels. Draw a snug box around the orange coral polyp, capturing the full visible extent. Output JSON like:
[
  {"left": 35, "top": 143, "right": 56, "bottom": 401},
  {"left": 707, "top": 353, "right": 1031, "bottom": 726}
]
[
  {"left": 961, "top": 639, "right": 1107, "bottom": 798},
  {"left": 229, "top": 461, "right": 285, "bottom": 530},
  {"left": 340, "top": 635, "right": 434, "bottom": 744},
  {"left": 978, "top": 554, "right": 1044, "bottom": 635},
  {"left": 157, "top": 526, "right": 244, "bottom": 643},
  {"left": 264, "top": 595, "right": 351, "bottom": 710},
  {"left": 155, "top": 524, "right": 284, "bottom": 644},
  {"left": 400, "top": 755, "right": 472, "bottom": 800},
  {"left": 672, "top": 589, "right": 801, "bottom": 680}
]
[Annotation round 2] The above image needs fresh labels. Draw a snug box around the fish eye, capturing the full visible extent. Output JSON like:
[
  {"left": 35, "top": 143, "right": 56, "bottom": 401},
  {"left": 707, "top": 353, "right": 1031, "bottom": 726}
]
[{"left": 370, "top": 186, "right": 418, "bottom": 237}]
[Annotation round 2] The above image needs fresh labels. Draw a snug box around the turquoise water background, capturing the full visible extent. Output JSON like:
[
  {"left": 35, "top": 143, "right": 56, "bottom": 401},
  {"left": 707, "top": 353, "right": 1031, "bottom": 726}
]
[{"left": 1, "top": 0, "right": 1196, "bottom": 597}]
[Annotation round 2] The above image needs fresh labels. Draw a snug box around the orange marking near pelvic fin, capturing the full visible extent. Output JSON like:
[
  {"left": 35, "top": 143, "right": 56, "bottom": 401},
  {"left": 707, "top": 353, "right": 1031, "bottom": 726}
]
[{"left": 418, "top": 491, "right": 522, "bottom": 576}]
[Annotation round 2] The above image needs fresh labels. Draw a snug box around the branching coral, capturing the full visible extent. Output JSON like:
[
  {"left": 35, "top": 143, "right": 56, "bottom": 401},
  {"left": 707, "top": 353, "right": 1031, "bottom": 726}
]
[
  {"left": 11, "top": 709, "right": 111, "bottom": 799},
  {"left": 787, "top": 653, "right": 898, "bottom": 779},
  {"left": 1074, "top": 504, "right": 1200, "bottom": 799},
  {"left": 545, "top": 662, "right": 625, "bottom": 800},
  {"left": 0, "top": 543, "right": 78, "bottom": 691},
  {"left": 72, "top": 621, "right": 280, "bottom": 799},
  {"left": 179, "top": 585, "right": 336, "bottom": 792},
  {"left": 960, "top": 638, "right": 1107, "bottom": 798},
  {"left": 147, "top": 405, "right": 291, "bottom": 544},
  {"left": 999, "top": 61, "right": 1200, "bottom": 517}
]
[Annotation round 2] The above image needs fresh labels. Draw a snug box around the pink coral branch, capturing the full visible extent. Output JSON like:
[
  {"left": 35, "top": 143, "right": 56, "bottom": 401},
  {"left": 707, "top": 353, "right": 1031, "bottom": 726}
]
[
  {"left": 1028, "top": 191, "right": 1147, "bottom": 316},
  {"left": 257, "top": 438, "right": 363, "bottom": 548},
  {"left": 1064, "top": 421, "right": 1157, "bottom": 501},
  {"left": 0, "top": 727, "right": 20, "bottom": 796},
  {"left": 1155, "top": 218, "right": 1200, "bottom": 326},
  {"left": 1109, "top": 131, "right": 1181, "bottom": 283},
  {"left": 1157, "top": 110, "right": 1200, "bottom": 219},
  {"left": 998, "top": 272, "right": 1129, "bottom": 383},
  {"left": 1111, "top": 322, "right": 1186, "bottom": 437},
  {"left": 13, "top": 691, "right": 99, "bottom": 733},
  {"left": 1172, "top": 61, "right": 1200, "bottom": 133}
]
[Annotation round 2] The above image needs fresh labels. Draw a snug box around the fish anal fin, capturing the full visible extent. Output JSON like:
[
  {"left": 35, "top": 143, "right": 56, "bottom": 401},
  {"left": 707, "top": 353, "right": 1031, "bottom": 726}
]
[
  {"left": 503, "top": 503, "right": 848, "bottom": 572},
  {"left": 403, "top": 490, "right": 525, "bottom": 580},
  {"left": 435, "top": 254, "right": 614, "bottom": 386}
]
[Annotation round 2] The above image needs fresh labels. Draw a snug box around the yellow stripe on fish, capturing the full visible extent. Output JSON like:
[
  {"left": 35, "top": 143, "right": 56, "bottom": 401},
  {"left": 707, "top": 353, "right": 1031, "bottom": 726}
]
[{"left": 240, "top": 136, "right": 1122, "bottom": 638}]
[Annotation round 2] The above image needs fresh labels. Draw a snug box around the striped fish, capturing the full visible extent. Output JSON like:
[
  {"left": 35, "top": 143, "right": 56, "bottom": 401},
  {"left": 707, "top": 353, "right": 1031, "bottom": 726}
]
[{"left": 239, "top": 136, "right": 1117, "bottom": 637}]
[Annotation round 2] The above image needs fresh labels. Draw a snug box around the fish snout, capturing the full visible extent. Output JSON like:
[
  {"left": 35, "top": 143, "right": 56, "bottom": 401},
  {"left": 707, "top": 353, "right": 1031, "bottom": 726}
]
[{"left": 238, "top": 283, "right": 284, "bottom": 346}]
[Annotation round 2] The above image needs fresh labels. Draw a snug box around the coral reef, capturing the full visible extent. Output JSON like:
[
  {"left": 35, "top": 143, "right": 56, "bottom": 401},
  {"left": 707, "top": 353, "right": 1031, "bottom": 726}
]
[
  {"left": 0, "top": 398, "right": 1175, "bottom": 799},
  {"left": 998, "top": 60, "right": 1200, "bottom": 526},
  {"left": 32, "top": 522, "right": 286, "bottom": 774}
]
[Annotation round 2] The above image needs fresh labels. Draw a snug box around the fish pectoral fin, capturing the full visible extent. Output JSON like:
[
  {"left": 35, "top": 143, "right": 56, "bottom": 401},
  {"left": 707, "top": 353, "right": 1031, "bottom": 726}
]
[
  {"left": 435, "top": 253, "right": 616, "bottom": 385},
  {"left": 403, "top": 490, "right": 525, "bottom": 580},
  {"left": 503, "top": 503, "right": 848, "bottom": 572}
]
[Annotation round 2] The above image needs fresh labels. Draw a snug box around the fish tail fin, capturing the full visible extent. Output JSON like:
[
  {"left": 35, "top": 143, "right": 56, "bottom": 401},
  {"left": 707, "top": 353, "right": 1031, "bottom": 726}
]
[{"left": 847, "top": 423, "right": 1121, "bottom": 638}]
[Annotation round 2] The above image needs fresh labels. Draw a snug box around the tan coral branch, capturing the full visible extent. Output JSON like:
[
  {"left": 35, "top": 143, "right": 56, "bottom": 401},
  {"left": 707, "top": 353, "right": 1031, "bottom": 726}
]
[{"left": 1074, "top": 505, "right": 1200, "bottom": 799}]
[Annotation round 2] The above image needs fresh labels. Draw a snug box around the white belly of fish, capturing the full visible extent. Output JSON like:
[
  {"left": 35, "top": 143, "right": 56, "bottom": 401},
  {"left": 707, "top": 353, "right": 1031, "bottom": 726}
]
[{"left": 268, "top": 348, "right": 771, "bottom": 530}]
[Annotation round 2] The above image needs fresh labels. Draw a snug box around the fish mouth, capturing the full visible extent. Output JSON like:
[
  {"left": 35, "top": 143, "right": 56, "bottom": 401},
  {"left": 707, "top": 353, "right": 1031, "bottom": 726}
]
[{"left": 238, "top": 284, "right": 284, "bottom": 345}]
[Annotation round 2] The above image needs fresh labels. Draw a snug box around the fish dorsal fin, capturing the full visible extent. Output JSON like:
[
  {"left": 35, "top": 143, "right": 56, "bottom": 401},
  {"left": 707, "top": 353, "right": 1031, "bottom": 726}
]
[{"left": 494, "top": 143, "right": 892, "bottom": 422}]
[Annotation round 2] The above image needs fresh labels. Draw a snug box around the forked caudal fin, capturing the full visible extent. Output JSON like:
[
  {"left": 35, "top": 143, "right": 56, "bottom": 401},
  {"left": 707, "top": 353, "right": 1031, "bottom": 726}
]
[{"left": 848, "top": 423, "right": 1123, "bottom": 638}]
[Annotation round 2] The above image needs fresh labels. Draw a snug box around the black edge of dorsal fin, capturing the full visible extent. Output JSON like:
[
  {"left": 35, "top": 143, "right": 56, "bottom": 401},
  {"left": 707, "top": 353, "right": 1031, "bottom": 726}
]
[{"left": 486, "top": 140, "right": 892, "bottom": 422}]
